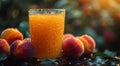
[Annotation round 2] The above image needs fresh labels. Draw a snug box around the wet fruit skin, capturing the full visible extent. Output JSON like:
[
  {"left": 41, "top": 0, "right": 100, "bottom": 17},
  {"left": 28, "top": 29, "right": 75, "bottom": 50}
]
[
  {"left": 62, "top": 37, "right": 84, "bottom": 58},
  {"left": 0, "top": 39, "right": 10, "bottom": 55},
  {"left": 1, "top": 28, "right": 23, "bottom": 45},
  {"left": 77, "top": 34, "right": 96, "bottom": 55},
  {"left": 10, "top": 38, "right": 34, "bottom": 59}
]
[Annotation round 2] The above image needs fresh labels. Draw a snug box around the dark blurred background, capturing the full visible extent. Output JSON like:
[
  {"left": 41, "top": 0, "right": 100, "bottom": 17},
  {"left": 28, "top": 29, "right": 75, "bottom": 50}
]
[{"left": 0, "top": 0, "right": 120, "bottom": 55}]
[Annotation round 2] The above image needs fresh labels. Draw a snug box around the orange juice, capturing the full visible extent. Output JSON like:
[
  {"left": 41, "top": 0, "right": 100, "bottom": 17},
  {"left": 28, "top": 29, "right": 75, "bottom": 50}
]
[{"left": 29, "top": 9, "right": 65, "bottom": 58}]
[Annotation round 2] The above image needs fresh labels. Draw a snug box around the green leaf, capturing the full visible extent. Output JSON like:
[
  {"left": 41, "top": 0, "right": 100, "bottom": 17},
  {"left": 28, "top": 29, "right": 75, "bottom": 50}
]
[
  {"left": 40, "top": 58, "right": 56, "bottom": 66},
  {"left": 0, "top": 53, "right": 7, "bottom": 61},
  {"left": 94, "top": 52, "right": 114, "bottom": 59}
]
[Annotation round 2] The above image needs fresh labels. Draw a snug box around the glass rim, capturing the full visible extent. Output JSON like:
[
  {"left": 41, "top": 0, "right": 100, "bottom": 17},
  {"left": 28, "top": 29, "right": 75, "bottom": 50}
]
[{"left": 29, "top": 9, "right": 65, "bottom": 14}]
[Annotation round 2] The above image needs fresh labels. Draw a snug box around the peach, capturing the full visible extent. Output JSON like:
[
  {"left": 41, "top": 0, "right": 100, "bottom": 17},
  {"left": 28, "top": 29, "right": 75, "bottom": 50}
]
[
  {"left": 62, "top": 37, "right": 84, "bottom": 58},
  {"left": 0, "top": 39, "right": 10, "bottom": 55},
  {"left": 63, "top": 34, "right": 74, "bottom": 40},
  {"left": 77, "top": 34, "right": 96, "bottom": 55},
  {"left": 1, "top": 28, "right": 23, "bottom": 45},
  {"left": 103, "top": 31, "right": 115, "bottom": 43},
  {"left": 10, "top": 38, "right": 34, "bottom": 59}
]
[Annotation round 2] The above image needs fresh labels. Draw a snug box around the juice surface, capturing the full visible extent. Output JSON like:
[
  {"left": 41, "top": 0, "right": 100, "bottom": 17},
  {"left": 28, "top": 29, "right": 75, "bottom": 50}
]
[{"left": 29, "top": 14, "right": 64, "bottom": 58}]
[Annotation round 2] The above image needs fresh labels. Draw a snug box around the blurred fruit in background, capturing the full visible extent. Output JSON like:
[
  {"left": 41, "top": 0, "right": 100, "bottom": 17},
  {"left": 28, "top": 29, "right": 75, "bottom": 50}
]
[
  {"left": 78, "top": 0, "right": 90, "bottom": 5},
  {"left": 103, "top": 30, "right": 115, "bottom": 43},
  {"left": 115, "top": 0, "right": 120, "bottom": 4}
]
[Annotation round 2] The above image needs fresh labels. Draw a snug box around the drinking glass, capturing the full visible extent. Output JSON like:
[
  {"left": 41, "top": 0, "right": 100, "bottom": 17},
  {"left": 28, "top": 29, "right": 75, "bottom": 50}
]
[{"left": 29, "top": 9, "right": 65, "bottom": 59}]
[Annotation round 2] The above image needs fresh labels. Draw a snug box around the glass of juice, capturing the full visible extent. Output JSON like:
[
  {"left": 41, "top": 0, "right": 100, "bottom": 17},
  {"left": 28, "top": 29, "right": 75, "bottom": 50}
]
[{"left": 29, "top": 9, "right": 65, "bottom": 59}]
